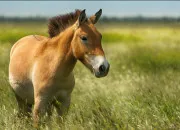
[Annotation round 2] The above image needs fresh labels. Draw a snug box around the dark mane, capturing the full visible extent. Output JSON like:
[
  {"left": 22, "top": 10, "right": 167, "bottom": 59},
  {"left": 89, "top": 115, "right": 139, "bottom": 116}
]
[{"left": 48, "top": 9, "right": 81, "bottom": 38}]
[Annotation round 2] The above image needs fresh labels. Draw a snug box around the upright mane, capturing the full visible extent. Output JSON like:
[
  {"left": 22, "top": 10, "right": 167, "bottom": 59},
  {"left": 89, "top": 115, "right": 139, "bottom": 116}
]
[{"left": 48, "top": 9, "right": 81, "bottom": 38}]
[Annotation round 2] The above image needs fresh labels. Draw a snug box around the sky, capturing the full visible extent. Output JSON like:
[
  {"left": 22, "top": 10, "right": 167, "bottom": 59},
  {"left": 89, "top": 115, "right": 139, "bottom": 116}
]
[{"left": 0, "top": 1, "right": 179, "bottom": 17}]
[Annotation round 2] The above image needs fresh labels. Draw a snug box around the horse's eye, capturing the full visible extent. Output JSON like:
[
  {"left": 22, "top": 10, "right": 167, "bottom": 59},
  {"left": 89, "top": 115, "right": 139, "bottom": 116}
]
[{"left": 81, "top": 36, "right": 88, "bottom": 42}]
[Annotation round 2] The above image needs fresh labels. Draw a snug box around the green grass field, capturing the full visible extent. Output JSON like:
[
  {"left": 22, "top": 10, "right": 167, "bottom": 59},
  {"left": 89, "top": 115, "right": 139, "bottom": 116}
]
[{"left": 0, "top": 22, "right": 180, "bottom": 129}]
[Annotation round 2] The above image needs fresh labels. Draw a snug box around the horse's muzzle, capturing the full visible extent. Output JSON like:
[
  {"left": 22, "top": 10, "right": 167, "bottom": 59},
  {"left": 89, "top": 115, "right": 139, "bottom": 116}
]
[
  {"left": 82, "top": 54, "right": 110, "bottom": 78},
  {"left": 93, "top": 62, "right": 110, "bottom": 78}
]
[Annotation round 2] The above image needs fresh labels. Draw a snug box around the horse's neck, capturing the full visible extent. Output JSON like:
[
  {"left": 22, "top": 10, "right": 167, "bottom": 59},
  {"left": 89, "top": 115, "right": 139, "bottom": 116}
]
[{"left": 50, "top": 27, "right": 77, "bottom": 77}]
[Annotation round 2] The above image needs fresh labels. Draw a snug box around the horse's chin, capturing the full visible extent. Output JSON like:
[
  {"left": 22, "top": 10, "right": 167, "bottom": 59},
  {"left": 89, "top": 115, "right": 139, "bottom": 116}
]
[
  {"left": 82, "top": 63, "right": 101, "bottom": 78},
  {"left": 79, "top": 58, "right": 109, "bottom": 78},
  {"left": 84, "top": 64, "right": 109, "bottom": 78},
  {"left": 92, "top": 69, "right": 108, "bottom": 78}
]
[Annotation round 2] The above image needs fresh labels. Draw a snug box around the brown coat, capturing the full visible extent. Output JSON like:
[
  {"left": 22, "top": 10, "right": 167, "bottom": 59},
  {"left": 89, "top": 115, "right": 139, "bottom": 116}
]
[{"left": 9, "top": 9, "right": 109, "bottom": 127}]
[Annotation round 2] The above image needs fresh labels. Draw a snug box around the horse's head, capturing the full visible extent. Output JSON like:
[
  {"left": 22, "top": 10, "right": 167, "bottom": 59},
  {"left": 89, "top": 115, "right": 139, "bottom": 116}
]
[{"left": 72, "top": 9, "right": 110, "bottom": 78}]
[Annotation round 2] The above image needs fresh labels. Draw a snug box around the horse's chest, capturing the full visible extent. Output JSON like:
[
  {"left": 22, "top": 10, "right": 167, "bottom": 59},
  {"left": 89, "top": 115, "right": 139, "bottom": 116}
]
[
  {"left": 52, "top": 76, "right": 75, "bottom": 97},
  {"left": 54, "top": 89, "right": 69, "bottom": 99},
  {"left": 53, "top": 72, "right": 75, "bottom": 89}
]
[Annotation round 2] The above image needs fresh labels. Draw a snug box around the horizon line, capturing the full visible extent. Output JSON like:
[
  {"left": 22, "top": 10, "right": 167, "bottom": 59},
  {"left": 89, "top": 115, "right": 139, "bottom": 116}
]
[{"left": 0, "top": 14, "right": 180, "bottom": 19}]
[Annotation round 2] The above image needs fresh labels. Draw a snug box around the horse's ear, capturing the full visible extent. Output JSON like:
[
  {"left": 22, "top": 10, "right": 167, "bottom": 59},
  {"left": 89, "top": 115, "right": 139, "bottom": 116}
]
[
  {"left": 89, "top": 9, "right": 102, "bottom": 24},
  {"left": 77, "top": 9, "right": 87, "bottom": 27}
]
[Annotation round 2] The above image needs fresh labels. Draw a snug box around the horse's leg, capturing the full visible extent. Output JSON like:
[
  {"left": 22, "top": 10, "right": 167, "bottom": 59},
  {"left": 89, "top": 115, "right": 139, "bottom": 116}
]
[
  {"left": 53, "top": 95, "right": 71, "bottom": 117},
  {"left": 33, "top": 95, "right": 52, "bottom": 127},
  {"left": 15, "top": 93, "right": 32, "bottom": 117}
]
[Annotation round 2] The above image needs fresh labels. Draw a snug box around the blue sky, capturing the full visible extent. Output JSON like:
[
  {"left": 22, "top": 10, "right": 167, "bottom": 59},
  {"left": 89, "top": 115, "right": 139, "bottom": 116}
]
[{"left": 0, "top": 1, "right": 179, "bottom": 17}]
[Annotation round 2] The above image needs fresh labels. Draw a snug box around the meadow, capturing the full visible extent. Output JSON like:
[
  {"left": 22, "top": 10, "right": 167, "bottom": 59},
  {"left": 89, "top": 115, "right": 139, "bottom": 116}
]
[{"left": 0, "top": 21, "right": 180, "bottom": 129}]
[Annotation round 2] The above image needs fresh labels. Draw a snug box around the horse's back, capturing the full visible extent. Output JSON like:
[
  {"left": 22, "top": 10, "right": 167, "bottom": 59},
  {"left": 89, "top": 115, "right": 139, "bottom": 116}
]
[
  {"left": 10, "top": 35, "right": 47, "bottom": 58},
  {"left": 10, "top": 35, "right": 48, "bottom": 74},
  {"left": 9, "top": 35, "right": 48, "bottom": 103}
]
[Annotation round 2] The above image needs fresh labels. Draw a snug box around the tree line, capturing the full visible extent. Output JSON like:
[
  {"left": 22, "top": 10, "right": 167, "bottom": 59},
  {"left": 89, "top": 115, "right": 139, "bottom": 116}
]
[{"left": 0, "top": 16, "right": 180, "bottom": 23}]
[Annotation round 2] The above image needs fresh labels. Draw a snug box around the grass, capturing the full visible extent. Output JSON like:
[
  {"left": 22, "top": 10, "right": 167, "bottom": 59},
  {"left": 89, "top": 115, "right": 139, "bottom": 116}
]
[
  {"left": 0, "top": 22, "right": 180, "bottom": 129},
  {"left": 102, "top": 32, "right": 142, "bottom": 43}
]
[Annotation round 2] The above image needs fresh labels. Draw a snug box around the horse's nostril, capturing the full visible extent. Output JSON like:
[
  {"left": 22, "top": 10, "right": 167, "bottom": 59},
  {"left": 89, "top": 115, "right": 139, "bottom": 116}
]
[{"left": 99, "top": 65, "right": 106, "bottom": 73}]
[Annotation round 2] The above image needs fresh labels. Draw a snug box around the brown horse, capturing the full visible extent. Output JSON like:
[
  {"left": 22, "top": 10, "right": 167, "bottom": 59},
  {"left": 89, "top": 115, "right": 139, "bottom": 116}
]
[{"left": 9, "top": 9, "right": 110, "bottom": 126}]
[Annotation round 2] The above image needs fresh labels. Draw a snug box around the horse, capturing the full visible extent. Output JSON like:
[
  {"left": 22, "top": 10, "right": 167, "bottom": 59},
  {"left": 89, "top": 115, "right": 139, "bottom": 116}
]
[{"left": 8, "top": 9, "right": 110, "bottom": 126}]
